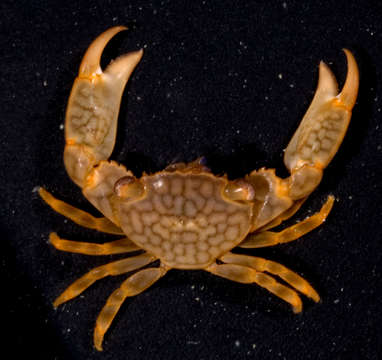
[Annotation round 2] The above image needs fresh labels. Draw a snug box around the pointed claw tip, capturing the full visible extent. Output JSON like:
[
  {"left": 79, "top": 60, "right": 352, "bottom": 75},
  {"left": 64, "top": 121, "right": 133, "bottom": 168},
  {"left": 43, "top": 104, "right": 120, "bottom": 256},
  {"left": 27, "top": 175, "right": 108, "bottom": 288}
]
[
  {"left": 317, "top": 58, "right": 338, "bottom": 96},
  {"left": 338, "top": 48, "right": 359, "bottom": 109},
  {"left": 79, "top": 26, "right": 130, "bottom": 77},
  {"left": 113, "top": 25, "right": 128, "bottom": 31},
  {"left": 318, "top": 60, "right": 334, "bottom": 79},
  {"left": 318, "top": 60, "right": 328, "bottom": 69},
  {"left": 342, "top": 48, "right": 357, "bottom": 73},
  {"left": 103, "top": 48, "right": 144, "bottom": 78},
  {"left": 318, "top": 60, "right": 328, "bottom": 74},
  {"left": 133, "top": 48, "right": 144, "bottom": 61},
  {"left": 135, "top": 48, "right": 144, "bottom": 62},
  {"left": 105, "top": 25, "right": 128, "bottom": 35}
]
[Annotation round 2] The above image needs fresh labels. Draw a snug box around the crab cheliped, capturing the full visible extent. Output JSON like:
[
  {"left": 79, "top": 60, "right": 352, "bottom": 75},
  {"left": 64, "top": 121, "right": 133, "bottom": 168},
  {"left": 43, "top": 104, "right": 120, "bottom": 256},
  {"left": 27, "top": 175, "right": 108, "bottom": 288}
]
[{"left": 39, "top": 27, "right": 359, "bottom": 350}]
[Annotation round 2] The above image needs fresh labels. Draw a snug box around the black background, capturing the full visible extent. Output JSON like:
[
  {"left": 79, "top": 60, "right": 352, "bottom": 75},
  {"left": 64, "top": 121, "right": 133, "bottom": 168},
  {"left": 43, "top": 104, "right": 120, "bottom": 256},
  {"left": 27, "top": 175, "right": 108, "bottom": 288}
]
[{"left": 1, "top": 1, "right": 381, "bottom": 359}]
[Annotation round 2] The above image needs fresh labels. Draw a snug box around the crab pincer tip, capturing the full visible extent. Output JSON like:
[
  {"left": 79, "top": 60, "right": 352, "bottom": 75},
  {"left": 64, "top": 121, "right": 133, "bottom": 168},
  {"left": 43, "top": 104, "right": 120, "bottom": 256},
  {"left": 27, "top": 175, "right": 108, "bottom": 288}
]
[
  {"left": 338, "top": 49, "right": 359, "bottom": 109},
  {"left": 79, "top": 26, "right": 129, "bottom": 77}
]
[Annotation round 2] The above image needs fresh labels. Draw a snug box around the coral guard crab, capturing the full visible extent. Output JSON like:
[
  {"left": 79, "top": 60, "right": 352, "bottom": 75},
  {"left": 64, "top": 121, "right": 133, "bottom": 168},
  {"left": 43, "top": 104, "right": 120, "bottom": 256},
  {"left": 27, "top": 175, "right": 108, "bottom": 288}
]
[{"left": 39, "top": 27, "right": 359, "bottom": 350}]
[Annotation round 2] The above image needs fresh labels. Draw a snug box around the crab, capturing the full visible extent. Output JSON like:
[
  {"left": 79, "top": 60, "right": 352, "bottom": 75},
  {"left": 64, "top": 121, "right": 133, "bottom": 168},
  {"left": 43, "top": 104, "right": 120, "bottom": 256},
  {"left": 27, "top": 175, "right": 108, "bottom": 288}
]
[{"left": 39, "top": 26, "right": 359, "bottom": 351}]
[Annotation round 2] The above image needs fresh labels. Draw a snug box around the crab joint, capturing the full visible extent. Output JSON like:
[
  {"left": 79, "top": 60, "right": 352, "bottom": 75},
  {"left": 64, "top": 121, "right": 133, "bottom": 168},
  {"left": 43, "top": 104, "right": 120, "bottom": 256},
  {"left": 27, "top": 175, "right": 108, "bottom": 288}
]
[
  {"left": 114, "top": 176, "right": 144, "bottom": 200},
  {"left": 224, "top": 180, "right": 255, "bottom": 202}
]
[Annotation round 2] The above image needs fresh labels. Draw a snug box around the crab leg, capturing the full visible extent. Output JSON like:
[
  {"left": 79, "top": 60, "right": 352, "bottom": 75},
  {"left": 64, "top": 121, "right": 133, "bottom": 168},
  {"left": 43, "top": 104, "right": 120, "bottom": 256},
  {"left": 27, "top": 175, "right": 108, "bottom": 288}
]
[
  {"left": 258, "top": 197, "right": 307, "bottom": 231},
  {"left": 94, "top": 267, "right": 168, "bottom": 351},
  {"left": 49, "top": 233, "right": 139, "bottom": 255},
  {"left": 206, "top": 263, "right": 302, "bottom": 313},
  {"left": 240, "top": 195, "right": 334, "bottom": 248},
  {"left": 53, "top": 253, "right": 156, "bottom": 307},
  {"left": 220, "top": 253, "right": 320, "bottom": 302},
  {"left": 64, "top": 26, "right": 143, "bottom": 188},
  {"left": 38, "top": 188, "right": 124, "bottom": 234},
  {"left": 284, "top": 50, "right": 359, "bottom": 199}
]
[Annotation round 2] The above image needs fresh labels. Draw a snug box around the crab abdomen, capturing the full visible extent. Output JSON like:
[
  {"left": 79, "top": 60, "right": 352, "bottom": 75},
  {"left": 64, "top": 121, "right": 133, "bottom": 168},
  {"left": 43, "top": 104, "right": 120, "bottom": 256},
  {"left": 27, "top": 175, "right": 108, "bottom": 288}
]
[{"left": 118, "top": 173, "right": 253, "bottom": 269}]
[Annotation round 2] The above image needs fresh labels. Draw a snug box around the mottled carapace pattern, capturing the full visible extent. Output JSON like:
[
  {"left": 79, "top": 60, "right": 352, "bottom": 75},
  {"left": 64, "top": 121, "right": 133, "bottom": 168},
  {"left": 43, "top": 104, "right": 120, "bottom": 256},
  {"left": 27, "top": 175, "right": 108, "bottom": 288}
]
[{"left": 119, "top": 173, "right": 253, "bottom": 268}]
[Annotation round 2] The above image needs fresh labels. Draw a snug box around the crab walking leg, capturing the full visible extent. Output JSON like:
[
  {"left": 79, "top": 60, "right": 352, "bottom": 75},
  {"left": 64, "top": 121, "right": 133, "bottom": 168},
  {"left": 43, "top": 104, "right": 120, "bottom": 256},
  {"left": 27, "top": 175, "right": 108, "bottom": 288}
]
[
  {"left": 240, "top": 195, "right": 334, "bottom": 248},
  {"left": 49, "top": 233, "right": 139, "bottom": 255},
  {"left": 63, "top": 26, "right": 143, "bottom": 188},
  {"left": 53, "top": 253, "right": 156, "bottom": 307},
  {"left": 220, "top": 253, "right": 319, "bottom": 302},
  {"left": 94, "top": 267, "right": 167, "bottom": 351},
  {"left": 39, "top": 188, "right": 124, "bottom": 235},
  {"left": 284, "top": 50, "right": 359, "bottom": 199},
  {"left": 259, "top": 197, "right": 307, "bottom": 232},
  {"left": 206, "top": 263, "right": 302, "bottom": 313}
]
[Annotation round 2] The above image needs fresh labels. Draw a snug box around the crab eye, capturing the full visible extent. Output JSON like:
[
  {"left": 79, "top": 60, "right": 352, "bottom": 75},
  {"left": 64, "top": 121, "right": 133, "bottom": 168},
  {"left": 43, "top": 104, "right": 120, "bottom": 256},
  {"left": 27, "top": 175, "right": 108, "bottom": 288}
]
[
  {"left": 114, "top": 176, "right": 144, "bottom": 199},
  {"left": 224, "top": 180, "right": 255, "bottom": 202}
]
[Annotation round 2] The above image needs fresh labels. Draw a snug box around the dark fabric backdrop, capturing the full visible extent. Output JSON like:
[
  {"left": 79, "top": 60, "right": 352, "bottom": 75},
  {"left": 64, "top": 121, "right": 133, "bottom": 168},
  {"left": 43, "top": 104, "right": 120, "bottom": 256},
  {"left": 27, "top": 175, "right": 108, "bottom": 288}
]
[{"left": 1, "top": 1, "right": 381, "bottom": 359}]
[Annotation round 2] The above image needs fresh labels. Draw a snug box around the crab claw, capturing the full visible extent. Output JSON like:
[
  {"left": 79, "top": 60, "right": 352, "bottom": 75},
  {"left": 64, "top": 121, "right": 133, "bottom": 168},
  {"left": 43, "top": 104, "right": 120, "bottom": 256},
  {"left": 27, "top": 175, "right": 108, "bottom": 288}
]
[
  {"left": 64, "top": 26, "right": 143, "bottom": 187},
  {"left": 284, "top": 50, "right": 359, "bottom": 199}
]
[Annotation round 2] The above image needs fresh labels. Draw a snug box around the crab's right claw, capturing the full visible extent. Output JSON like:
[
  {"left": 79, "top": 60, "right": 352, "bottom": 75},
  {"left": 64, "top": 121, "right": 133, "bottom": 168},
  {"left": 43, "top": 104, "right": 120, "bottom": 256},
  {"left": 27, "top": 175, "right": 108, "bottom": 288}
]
[
  {"left": 64, "top": 26, "right": 143, "bottom": 188},
  {"left": 284, "top": 50, "right": 359, "bottom": 199}
]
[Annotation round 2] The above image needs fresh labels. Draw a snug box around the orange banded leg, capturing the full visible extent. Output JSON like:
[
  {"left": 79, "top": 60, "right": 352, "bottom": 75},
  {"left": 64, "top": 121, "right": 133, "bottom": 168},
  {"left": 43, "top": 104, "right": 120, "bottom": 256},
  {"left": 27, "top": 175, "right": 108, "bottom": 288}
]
[
  {"left": 94, "top": 266, "right": 167, "bottom": 351},
  {"left": 49, "top": 233, "right": 139, "bottom": 255},
  {"left": 206, "top": 263, "right": 302, "bottom": 313},
  {"left": 53, "top": 253, "right": 156, "bottom": 307},
  {"left": 220, "top": 253, "right": 319, "bottom": 302},
  {"left": 39, "top": 187, "right": 123, "bottom": 235},
  {"left": 240, "top": 195, "right": 334, "bottom": 248}
]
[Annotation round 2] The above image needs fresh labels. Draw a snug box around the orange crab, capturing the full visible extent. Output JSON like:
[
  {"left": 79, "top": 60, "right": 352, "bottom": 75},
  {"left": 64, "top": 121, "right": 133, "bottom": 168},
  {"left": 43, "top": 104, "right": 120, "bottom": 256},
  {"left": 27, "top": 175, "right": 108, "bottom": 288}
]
[{"left": 39, "top": 26, "right": 359, "bottom": 351}]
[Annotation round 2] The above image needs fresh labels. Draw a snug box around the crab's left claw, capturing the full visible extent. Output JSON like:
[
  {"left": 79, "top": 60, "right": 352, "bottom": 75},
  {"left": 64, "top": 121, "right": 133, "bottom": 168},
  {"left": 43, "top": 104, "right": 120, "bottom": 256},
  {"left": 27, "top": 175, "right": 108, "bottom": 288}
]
[
  {"left": 64, "top": 26, "right": 143, "bottom": 188},
  {"left": 284, "top": 50, "right": 359, "bottom": 199}
]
